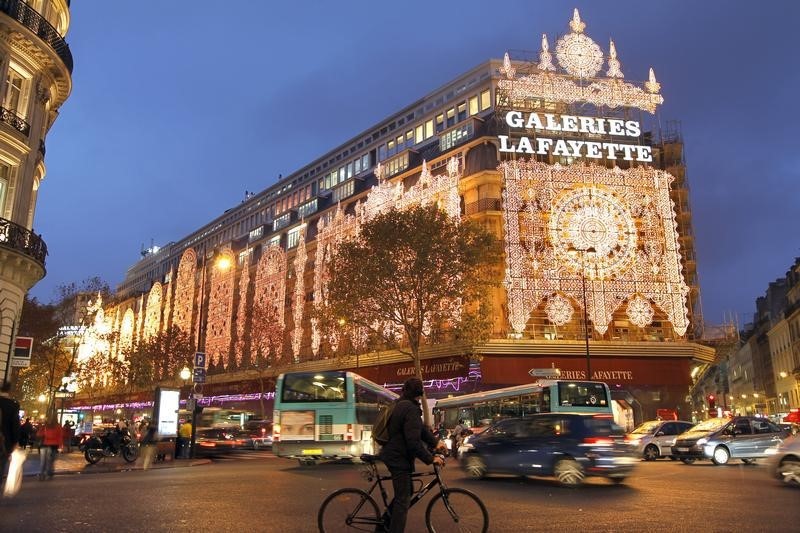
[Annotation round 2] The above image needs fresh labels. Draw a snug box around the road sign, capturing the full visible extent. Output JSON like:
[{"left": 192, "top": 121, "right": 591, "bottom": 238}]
[
  {"left": 11, "top": 336, "right": 33, "bottom": 367},
  {"left": 194, "top": 352, "right": 207, "bottom": 368},
  {"left": 192, "top": 367, "right": 206, "bottom": 383},
  {"left": 54, "top": 391, "right": 75, "bottom": 399},
  {"left": 529, "top": 368, "right": 561, "bottom": 379}
]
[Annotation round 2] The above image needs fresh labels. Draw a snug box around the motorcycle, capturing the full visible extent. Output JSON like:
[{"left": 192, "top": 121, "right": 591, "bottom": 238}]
[{"left": 80, "top": 428, "right": 138, "bottom": 464}]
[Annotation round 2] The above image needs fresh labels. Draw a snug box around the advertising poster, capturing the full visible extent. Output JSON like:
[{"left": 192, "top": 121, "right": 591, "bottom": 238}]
[{"left": 153, "top": 387, "right": 180, "bottom": 438}]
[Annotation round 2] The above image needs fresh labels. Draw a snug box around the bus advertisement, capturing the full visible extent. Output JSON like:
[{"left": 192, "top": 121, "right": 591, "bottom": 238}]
[{"left": 272, "top": 371, "right": 398, "bottom": 465}]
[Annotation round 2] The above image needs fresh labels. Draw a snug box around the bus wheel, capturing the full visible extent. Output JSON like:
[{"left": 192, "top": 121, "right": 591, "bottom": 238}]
[{"left": 298, "top": 459, "right": 317, "bottom": 467}]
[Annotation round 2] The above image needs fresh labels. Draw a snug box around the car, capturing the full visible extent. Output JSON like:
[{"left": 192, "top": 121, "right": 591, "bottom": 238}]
[
  {"left": 671, "top": 416, "right": 789, "bottom": 465},
  {"left": 625, "top": 420, "right": 695, "bottom": 461},
  {"left": 768, "top": 433, "right": 800, "bottom": 487},
  {"left": 194, "top": 428, "right": 245, "bottom": 455},
  {"left": 459, "top": 413, "right": 637, "bottom": 486},
  {"left": 241, "top": 420, "right": 273, "bottom": 449}
]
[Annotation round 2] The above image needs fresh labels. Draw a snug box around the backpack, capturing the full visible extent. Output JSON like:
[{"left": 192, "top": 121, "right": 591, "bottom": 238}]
[{"left": 372, "top": 400, "right": 397, "bottom": 446}]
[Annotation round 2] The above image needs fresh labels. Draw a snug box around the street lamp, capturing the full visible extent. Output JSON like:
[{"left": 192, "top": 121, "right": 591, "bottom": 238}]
[
  {"left": 568, "top": 245, "right": 596, "bottom": 380},
  {"left": 189, "top": 250, "right": 232, "bottom": 459},
  {"left": 180, "top": 366, "right": 191, "bottom": 384}
]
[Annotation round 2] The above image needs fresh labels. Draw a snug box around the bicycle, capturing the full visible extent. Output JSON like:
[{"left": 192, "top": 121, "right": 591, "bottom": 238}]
[{"left": 317, "top": 453, "right": 488, "bottom": 532}]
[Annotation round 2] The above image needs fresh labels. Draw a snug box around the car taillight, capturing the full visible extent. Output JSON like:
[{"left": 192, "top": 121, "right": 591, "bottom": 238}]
[
  {"left": 583, "top": 437, "right": 614, "bottom": 446},
  {"left": 346, "top": 424, "right": 353, "bottom": 441},
  {"left": 273, "top": 424, "right": 280, "bottom": 442}
]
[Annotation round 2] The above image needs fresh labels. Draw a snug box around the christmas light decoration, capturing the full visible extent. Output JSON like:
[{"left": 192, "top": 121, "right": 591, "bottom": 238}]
[
  {"left": 627, "top": 294, "right": 655, "bottom": 328},
  {"left": 206, "top": 249, "right": 235, "bottom": 368},
  {"left": 501, "top": 160, "right": 689, "bottom": 337},
  {"left": 162, "top": 270, "right": 173, "bottom": 334},
  {"left": 544, "top": 293, "right": 574, "bottom": 326},
  {"left": 143, "top": 282, "right": 163, "bottom": 340},
  {"left": 234, "top": 258, "right": 251, "bottom": 367},
  {"left": 253, "top": 245, "right": 287, "bottom": 359},
  {"left": 119, "top": 308, "right": 135, "bottom": 353},
  {"left": 173, "top": 249, "right": 197, "bottom": 334},
  {"left": 538, "top": 34, "right": 556, "bottom": 71},
  {"left": 291, "top": 232, "right": 307, "bottom": 359},
  {"left": 606, "top": 39, "right": 624, "bottom": 79}
]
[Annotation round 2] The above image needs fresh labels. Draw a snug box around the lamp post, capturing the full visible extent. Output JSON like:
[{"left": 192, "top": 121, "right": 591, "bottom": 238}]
[
  {"left": 189, "top": 250, "right": 232, "bottom": 459},
  {"left": 569, "top": 246, "right": 596, "bottom": 380}
]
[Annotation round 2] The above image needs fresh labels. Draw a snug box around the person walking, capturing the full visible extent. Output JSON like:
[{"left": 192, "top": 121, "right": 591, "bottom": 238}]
[
  {"left": 140, "top": 420, "right": 157, "bottom": 470},
  {"left": 19, "top": 418, "right": 33, "bottom": 450},
  {"left": 0, "top": 382, "right": 21, "bottom": 482},
  {"left": 378, "top": 378, "right": 446, "bottom": 532},
  {"left": 177, "top": 419, "right": 192, "bottom": 458},
  {"left": 37, "top": 416, "right": 63, "bottom": 480}
]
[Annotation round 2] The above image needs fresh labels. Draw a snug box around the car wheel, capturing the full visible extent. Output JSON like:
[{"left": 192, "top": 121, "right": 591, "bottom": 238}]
[
  {"left": 253, "top": 441, "right": 260, "bottom": 450},
  {"left": 464, "top": 455, "right": 487, "bottom": 479},
  {"left": 741, "top": 458, "right": 756, "bottom": 465},
  {"left": 554, "top": 458, "right": 585, "bottom": 487},
  {"left": 643, "top": 444, "right": 660, "bottom": 461},
  {"left": 778, "top": 459, "right": 800, "bottom": 486},
  {"left": 680, "top": 458, "right": 695, "bottom": 465},
  {"left": 711, "top": 446, "right": 730, "bottom": 465},
  {"left": 610, "top": 476, "right": 626, "bottom": 485},
  {"left": 669, "top": 456, "right": 677, "bottom": 461}
]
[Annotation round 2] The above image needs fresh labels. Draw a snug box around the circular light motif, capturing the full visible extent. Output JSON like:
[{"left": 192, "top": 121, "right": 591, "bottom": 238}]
[
  {"left": 545, "top": 293, "right": 574, "bottom": 326},
  {"left": 555, "top": 33, "right": 603, "bottom": 78},
  {"left": 627, "top": 295, "right": 654, "bottom": 328},
  {"left": 549, "top": 187, "right": 637, "bottom": 279}
]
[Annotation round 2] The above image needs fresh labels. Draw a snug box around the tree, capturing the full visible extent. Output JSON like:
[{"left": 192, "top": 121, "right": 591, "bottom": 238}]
[
  {"left": 249, "top": 299, "right": 287, "bottom": 418},
  {"left": 326, "top": 204, "right": 499, "bottom": 424}
]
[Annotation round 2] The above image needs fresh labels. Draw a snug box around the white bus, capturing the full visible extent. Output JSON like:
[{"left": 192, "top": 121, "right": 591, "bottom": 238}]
[{"left": 273, "top": 370, "right": 398, "bottom": 465}]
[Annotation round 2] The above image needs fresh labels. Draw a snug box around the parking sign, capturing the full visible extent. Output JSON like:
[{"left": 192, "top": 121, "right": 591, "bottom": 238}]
[{"left": 194, "top": 352, "right": 206, "bottom": 368}]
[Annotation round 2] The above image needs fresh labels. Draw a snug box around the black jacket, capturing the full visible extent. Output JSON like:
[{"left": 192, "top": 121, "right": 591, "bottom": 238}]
[
  {"left": 379, "top": 396, "right": 438, "bottom": 471},
  {"left": 0, "top": 395, "right": 21, "bottom": 454}
]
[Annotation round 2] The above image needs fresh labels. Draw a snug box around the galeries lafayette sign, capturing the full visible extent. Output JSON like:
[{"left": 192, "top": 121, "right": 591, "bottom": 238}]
[{"left": 498, "top": 111, "right": 653, "bottom": 162}]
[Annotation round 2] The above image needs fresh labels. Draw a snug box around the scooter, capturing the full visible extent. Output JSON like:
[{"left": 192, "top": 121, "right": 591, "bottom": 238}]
[{"left": 80, "top": 428, "right": 138, "bottom": 464}]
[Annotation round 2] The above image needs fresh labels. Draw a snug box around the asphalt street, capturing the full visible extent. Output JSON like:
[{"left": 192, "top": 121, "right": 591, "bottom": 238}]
[{"left": 1, "top": 453, "right": 798, "bottom": 532}]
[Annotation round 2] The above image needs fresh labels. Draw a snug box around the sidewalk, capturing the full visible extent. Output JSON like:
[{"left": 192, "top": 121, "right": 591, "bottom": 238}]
[{"left": 19, "top": 447, "right": 211, "bottom": 477}]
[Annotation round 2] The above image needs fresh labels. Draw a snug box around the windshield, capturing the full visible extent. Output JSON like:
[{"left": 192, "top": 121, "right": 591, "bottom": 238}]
[
  {"left": 631, "top": 421, "right": 662, "bottom": 434},
  {"left": 280, "top": 372, "right": 347, "bottom": 402},
  {"left": 687, "top": 418, "right": 729, "bottom": 432}
]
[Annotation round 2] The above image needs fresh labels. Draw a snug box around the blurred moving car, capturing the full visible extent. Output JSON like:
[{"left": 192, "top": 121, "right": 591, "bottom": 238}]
[
  {"left": 625, "top": 420, "right": 695, "bottom": 461},
  {"left": 194, "top": 428, "right": 245, "bottom": 454},
  {"left": 241, "top": 420, "right": 273, "bottom": 449},
  {"left": 460, "top": 413, "right": 637, "bottom": 486},
  {"left": 768, "top": 434, "right": 800, "bottom": 487},
  {"left": 671, "top": 416, "right": 789, "bottom": 465}
]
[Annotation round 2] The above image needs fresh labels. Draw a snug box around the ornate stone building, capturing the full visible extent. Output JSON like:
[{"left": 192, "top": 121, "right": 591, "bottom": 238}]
[{"left": 0, "top": 0, "right": 73, "bottom": 383}]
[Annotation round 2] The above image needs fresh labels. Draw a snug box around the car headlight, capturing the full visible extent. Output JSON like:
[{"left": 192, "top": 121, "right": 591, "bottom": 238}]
[
  {"left": 696, "top": 438, "right": 708, "bottom": 446},
  {"left": 628, "top": 438, "right": 641, "bottom": 446}
]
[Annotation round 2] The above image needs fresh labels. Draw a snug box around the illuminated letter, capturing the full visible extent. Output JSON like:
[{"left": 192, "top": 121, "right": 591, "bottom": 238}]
[
  {"left": 536, "top": 138, "right": 554, "bottom": 154},
  {"left": 525, "top": 113, "right": 544, "bottom": 130},
  {"left": 595, "top": 118, "right": 608, "bottom": 134},
  {"left": 636, "top": 145, "right": 653, "bottom": 162},
  {"left": 516, "top": 136, "right": 534, "bottom": 154},
  {"left": 608, "top": 120, "right": 625, "bottom": 136},
  {"left": 605, "top": 142, "right": 620, "bottom": 159},
  {"left": 498, "top": 135, "right": 515, "bottom": 152},
  {"left": 620, "top": 144, "right": 636, "bottom": 161},
  {"left": 625, "top": 120, "right": 641, "bottom": 137},
  {"left": 562, "top": 115, "right": 579, "bottom": 132},
  {"left": 505, "top": 111, "right": 523, "bottom": 128},
  {"left": 579, "top": 116, "right": 597, "bottom": 134},
  {"left": 553, "top": 139, "right": 570, "bottom": 156},
  {"left": 544, "top": 114, "right": 562, "bottom": 131},
  {"left": 566, "top": 140, "right": 584, "bottom": 157},
  {"left": 585, "top": 141, "right": 603, "bottom": 158}
]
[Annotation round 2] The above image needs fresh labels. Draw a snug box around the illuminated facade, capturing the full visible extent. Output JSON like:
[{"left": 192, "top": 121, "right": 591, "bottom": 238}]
[
  {"left": 0, "top": 0, "right": 72, "bottom": 382},
  {"left": 104, "top": 10, "right": 713, "bottom": 422}
]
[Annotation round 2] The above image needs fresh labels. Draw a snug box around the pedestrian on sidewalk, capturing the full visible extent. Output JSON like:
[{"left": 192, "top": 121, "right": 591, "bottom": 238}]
[
  {"left": 62, "top": 420, "right": 75, "bottom": 453},
  {"left": 140, "top": 420, "right": 157, "bottom": 470},
  {"left": 177, "top": 419, "right": 192, "bottom": 458},
  {"left": 19, "top": 418, "right": 33, "bottom": 450},
  {"left": 37, "top": 416, "right": 63, "bottom": 480},
  {"left": 0, "top": 382, "right": 22, "bottom": 482}
]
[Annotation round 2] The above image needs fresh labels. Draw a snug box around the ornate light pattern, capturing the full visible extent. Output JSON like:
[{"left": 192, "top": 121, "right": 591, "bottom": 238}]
[
  {"left": 556, "top": 9, "right": 603, "bottom": 78},
  {"left": 606, "top": 39, "right": 624, "bottom": 79},
  {"left": 162, "top": 271, "right": 173, "bottom": 333},
  {"left": 119, "top": 308, "right": 135, "bottom": 354},
  {"left": 544, "top": 293, "right": 574, "bottom": 326},
  {"left": 538, "top": 34, "right": 556, "bottom": 71},
  {"left": 234, "top": 259, "right": 251, "bottom": 367},
  {"left": 135, "top": 295, "right": 145, "bottom": 341},
  {"left": 500, "top": 52, "right": 516, "bottom": 79},
  {"left": 253, "top": 245, "right": 287, "bottom": 359},
  {"left": 143, "top": 282, "right": 163, "bottom": 340},
  {"left": 173, "top": 249, "right": 197, "bottom": 334},
  {"left": 291, "top": 232, "right": 307, "bottom": 359},
  {"left": 627, "top": 295, "right": 654, "bottom": 328},
  {"left": 206, "top": 249, "right": 235, "bottom": 368},
  {"left": 501, "top": 160, "right": 689, "bottom": 336},
  {"left": 497, "top": 11, "right": 663, "bottom": 113}
]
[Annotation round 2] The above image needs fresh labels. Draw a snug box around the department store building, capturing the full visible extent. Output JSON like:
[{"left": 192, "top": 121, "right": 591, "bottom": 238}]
[{"left": 86, "top": 10, "right": 714, "bottom": 424}]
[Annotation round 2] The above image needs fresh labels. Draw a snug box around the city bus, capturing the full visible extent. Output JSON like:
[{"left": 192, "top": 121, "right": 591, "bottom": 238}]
[
  {"left": 434, "top": 380, "right": 616, "bottom": 431},
  {"left": 272, "top": 370, "right": 398, "bottom": 465}
]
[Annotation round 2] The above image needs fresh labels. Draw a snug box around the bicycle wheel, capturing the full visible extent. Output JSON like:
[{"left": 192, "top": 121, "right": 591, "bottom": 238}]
[
  {"left": 425, "top": 487, "right": 488, "bottom": 533},
  {"left": 318, "top": 488, "right": 381, "bottom": 532}
]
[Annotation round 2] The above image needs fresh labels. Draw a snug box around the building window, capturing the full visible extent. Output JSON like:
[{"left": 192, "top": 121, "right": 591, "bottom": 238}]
[
  {"left": 274, "top": 212, "right": 291, "bottom": 231},
  {"left": 4, "top": 65, "right": 31, "bottom": 119},
  {"left": 297, "top": 199, "right": 318, "bottom": 219},
  {"left": 332, "top": 180, "right": 355, "bottom": 203},
  {"left": 248, "top": 226, "right": 263, "bottom": 242},
  {"left": 0, "top": 162, "right": 17, "bottom": 220},
  {"left": 480, "top": 89, "right": 491, "bottom": 111},
  {"left": 469, "top": 95, "right": 479, "bottom": 116},
  {"left": 287, "top": 226, "right": 303, "bottom": 249},
  {"left": 425, "top": 119, "right": 434, "bottom": 139}
]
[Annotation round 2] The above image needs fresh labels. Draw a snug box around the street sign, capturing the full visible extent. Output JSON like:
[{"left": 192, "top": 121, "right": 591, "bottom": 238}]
[
  {"left": 192, "top": 367, "right": 206, "bottom": 383},
  {"left": 54, "top": 391, "right": 75, "bottom": 399},
  {"left": 11, "top": 336, "right": 33, "bottom": 367},
  {"left": 529, "top": 368, "right": 561, "bottom": 379},
  {"left": 194, "top": 352, "right": 207, "bottom": 368}
]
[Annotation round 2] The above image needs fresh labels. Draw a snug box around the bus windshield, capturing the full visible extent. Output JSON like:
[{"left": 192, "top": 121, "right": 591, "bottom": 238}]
[
  {"left": 556, "top": 381, "right": 609, "bottom": 408},
  {"left": 280, "top": 371, "right": 347, "bottom": 402}
]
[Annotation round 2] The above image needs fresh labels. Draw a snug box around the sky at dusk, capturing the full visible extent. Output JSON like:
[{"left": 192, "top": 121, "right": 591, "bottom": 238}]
[{"left": 29, "top": 1, "right": 800, "bottom": 330}]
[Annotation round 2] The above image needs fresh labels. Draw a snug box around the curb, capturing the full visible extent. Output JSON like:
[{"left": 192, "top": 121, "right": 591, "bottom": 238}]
[{"left": 23, "top": 458, "right": 213, "bottom": 477}]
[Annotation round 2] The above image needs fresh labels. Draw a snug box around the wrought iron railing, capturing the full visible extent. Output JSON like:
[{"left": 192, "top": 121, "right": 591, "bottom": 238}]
[
  {"left": 464, "top": 198, "right": 502, "bottom": 215},
  {"left": 0, "top": 105, "right": 30, "bottom": 135},
  {"left": 0, "top": 0, "right": 73, "bottom": 73},
  {"left": 0, "top": 217, "right": 47, "bottom": 265}
]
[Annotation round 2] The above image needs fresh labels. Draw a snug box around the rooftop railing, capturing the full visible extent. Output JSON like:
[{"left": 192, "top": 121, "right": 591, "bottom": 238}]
[
  {"left": 0, "top": 0, "right": 73, "bottom": 73},
  {"left": 0, "top": 216, "right": 47, "bottom": 266}
]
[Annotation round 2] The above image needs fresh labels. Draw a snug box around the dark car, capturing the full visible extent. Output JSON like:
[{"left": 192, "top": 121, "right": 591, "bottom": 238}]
[
  {"left": 671, "top": 416, "right": 789, "bottom": 465},
  {"left": 460, "top": 413, "right": 637, "bottom": 486},
  {"left": 194, "top": 428, "right": 245, "bottom": 455},
  {"left": 241, "top": 420, "right": 273, "bottom": 449}
]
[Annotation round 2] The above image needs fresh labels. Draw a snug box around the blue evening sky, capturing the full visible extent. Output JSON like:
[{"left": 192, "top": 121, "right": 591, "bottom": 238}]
[{"left": 30, "top": 1, "right": 800, "bottom": 329}]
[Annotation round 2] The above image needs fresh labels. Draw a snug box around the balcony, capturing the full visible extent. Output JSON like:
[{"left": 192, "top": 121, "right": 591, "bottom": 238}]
[
  {"left": 0, "top": 0, "right": 74, "bottom": 73},
  {"left": 0, "top": 105, "right": 30, "bottom": 136},
  {"left": 0, "top": 216, "right": 47, "bottom": 266}
]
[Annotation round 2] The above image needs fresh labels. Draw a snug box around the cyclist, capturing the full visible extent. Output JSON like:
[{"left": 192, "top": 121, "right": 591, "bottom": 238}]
[{"left": 379, "top": 377, "right": 446, "bottom": 532}]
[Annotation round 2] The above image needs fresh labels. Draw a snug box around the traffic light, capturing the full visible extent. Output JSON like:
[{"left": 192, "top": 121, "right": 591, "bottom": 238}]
[{"left": 707, "top": 394, "right": 716, "bottom": 410}]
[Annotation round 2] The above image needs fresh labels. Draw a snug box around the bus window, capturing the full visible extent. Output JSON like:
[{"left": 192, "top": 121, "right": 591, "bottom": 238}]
[
  {"left": 281, "top": 372, "right": 347, "bottom": 402},
  {"left": 556, "top": 382, "right": 609, "bottom": 408}
]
